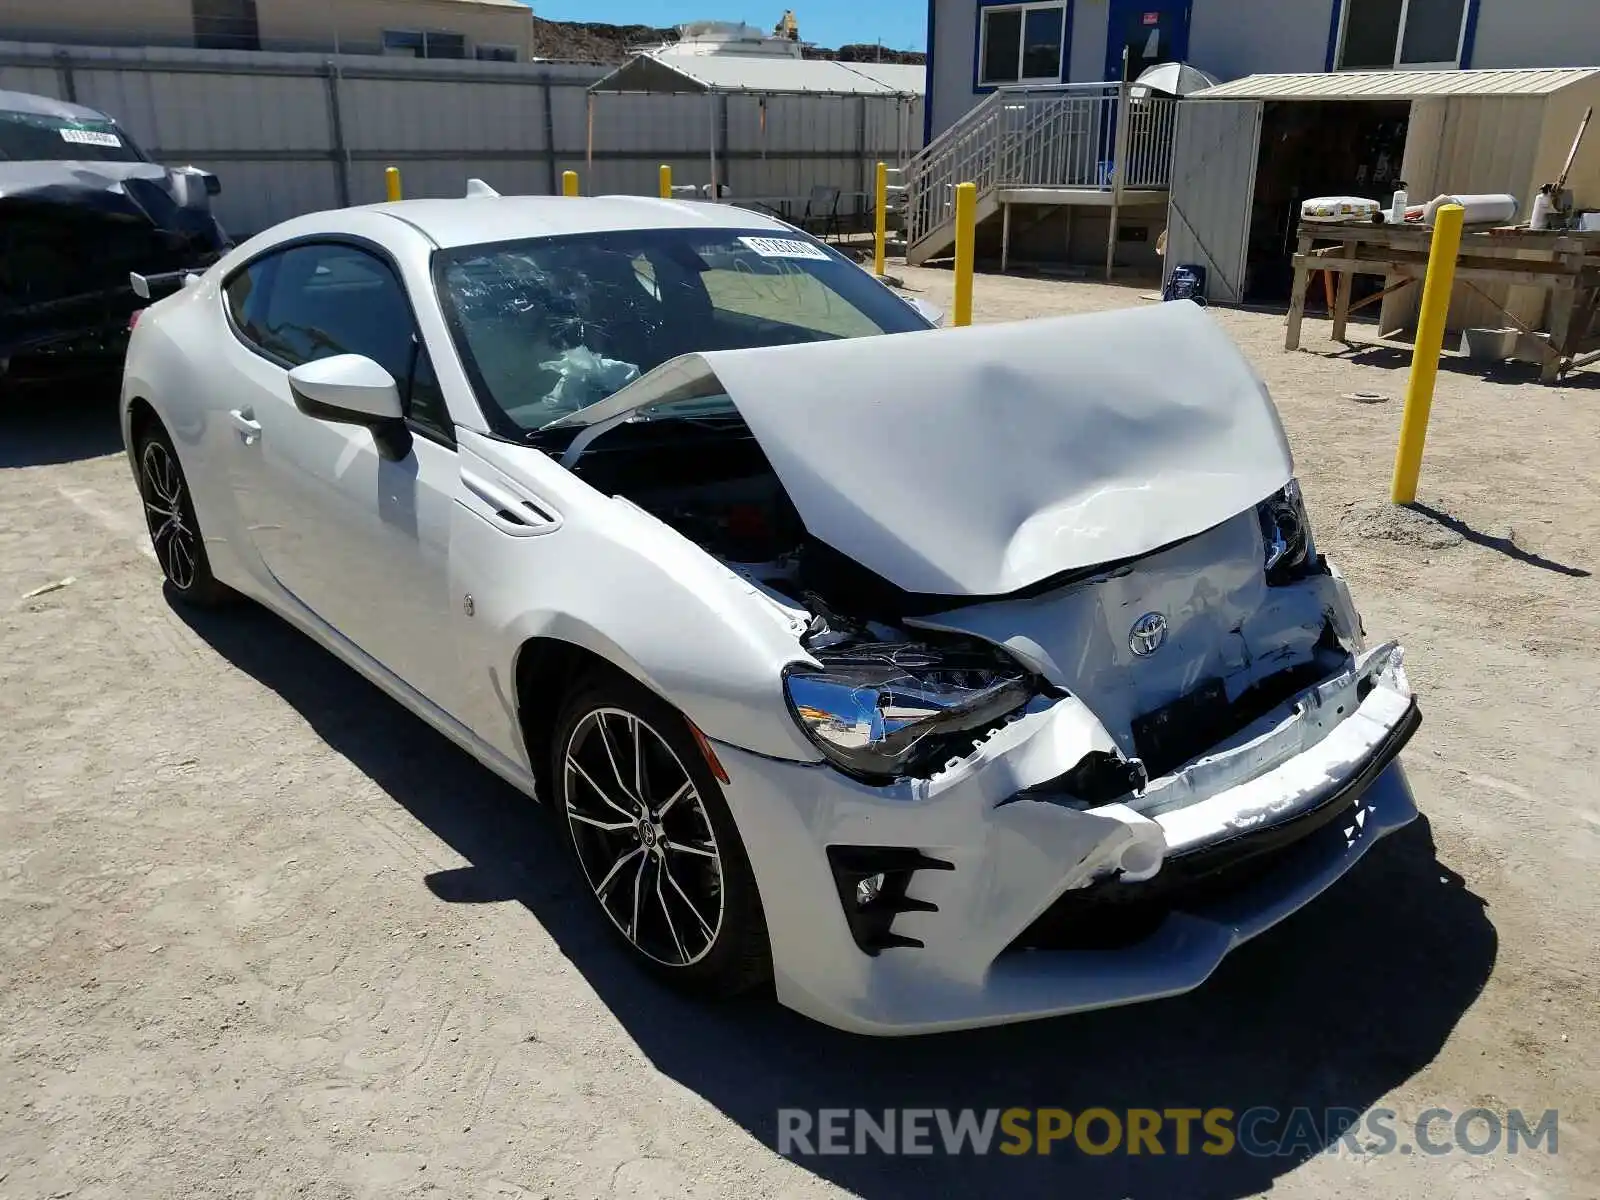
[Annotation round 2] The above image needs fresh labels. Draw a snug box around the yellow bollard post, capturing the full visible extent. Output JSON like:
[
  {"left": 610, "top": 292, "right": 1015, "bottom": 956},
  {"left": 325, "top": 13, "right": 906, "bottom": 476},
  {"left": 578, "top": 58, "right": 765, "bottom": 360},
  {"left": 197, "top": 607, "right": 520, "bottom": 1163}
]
[
  {"left": 953, "top": 181, "right": 977, "bottom": 327},
  {"left": 562, "top": 170, "right": 579, "bottom": 197},
  {"left": 659, "top": 164, "right": 673, "bottom": 199},
  {"left": 384, "top": 166, "right": 402, "bottom": 203},
  {"left": 1390, "top": 203, "right": 1465, "bottom": 504},
  {"left": 873, "top": 161, "right": 888, "bottom": 277}
]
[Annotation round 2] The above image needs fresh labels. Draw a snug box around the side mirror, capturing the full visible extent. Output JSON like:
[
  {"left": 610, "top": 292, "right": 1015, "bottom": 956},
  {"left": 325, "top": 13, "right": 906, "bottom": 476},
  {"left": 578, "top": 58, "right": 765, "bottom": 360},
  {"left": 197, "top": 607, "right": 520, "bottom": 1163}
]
[
  {"left": 288, "top": 355, "right": 411, "bottom": 460},
  {"left": 906, "top": 296, "right": 945, "bottom": 327}
]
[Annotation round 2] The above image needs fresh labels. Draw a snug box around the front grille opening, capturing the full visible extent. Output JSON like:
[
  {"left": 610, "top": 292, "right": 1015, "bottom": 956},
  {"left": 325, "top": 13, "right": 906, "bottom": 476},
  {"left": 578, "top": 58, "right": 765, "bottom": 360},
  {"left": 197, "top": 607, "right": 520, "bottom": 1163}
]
[{"left": 1133, "top": 655, "right": 1342, "bottom": 780}]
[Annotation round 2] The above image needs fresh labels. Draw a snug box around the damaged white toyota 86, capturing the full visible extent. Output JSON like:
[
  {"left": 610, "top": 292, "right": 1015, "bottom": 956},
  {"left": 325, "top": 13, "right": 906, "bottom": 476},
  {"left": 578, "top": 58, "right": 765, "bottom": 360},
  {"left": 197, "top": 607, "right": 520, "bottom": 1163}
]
[{"left": 120, "top": 194, "right": 1420, "bottom": 1035}]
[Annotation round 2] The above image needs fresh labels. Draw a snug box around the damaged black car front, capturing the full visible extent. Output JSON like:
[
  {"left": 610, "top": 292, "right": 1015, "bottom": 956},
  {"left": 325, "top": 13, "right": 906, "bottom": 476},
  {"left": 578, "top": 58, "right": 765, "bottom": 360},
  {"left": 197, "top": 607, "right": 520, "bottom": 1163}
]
[{"left": 0, "top": 89, "right": 228, "bottom": 381}]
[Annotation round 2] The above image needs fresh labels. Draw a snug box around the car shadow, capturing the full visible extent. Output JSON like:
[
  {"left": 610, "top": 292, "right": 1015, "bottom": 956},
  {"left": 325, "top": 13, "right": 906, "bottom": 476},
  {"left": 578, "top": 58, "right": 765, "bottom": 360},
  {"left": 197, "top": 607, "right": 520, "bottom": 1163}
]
[
  {"left": 171, "top": 596, "right": 1497, "bottom": 1200},
  {"left": 0, "top": 365, "right": 126, "bottom": 467}
]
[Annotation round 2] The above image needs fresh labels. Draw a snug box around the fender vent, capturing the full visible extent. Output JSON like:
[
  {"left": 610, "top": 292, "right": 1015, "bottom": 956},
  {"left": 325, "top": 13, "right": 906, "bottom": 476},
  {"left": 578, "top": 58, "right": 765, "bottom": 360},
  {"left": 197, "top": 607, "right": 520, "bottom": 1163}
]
[{"left": 493, "top": 499, "right": 556, "bottom": 526}]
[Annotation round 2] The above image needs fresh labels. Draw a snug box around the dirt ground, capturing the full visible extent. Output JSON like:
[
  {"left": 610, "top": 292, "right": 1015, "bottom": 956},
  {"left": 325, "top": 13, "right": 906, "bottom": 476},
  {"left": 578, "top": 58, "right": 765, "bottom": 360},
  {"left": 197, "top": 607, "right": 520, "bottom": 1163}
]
[{"left": 2, "top": 267, "right": 1597, "bottom": 1200}]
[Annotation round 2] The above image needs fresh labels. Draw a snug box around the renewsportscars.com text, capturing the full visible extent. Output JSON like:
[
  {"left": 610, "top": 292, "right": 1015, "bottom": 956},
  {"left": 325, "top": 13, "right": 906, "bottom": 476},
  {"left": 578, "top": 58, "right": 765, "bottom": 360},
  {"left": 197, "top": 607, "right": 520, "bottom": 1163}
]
[{"left": 777, "top": 1107, "right": 1559, "bottom": 1158}]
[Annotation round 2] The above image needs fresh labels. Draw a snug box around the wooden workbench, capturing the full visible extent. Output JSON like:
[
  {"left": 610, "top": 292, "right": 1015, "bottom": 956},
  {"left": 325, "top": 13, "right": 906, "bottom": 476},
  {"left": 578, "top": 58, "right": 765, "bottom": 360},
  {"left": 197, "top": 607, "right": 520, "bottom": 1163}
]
[{"left": 1285, "top": 222, "right": 1600, "bottom": 382}]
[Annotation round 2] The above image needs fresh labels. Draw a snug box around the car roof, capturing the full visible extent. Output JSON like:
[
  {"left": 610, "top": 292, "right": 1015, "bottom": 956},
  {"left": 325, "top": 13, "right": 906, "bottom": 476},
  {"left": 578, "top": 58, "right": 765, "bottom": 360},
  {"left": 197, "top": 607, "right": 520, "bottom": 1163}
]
[
  {"left": 0, "top": 88, "right": 112, "bottom": 123},
  {"left": 370, "top": 194, "right": 796, "bottom": 248}
]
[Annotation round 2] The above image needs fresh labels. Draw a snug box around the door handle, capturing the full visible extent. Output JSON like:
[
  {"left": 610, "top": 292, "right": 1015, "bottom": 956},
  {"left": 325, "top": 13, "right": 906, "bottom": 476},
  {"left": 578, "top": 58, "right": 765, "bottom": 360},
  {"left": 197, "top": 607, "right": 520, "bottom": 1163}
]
[{"left": 228, "top": 407, "right": 261, "bottom": 442}]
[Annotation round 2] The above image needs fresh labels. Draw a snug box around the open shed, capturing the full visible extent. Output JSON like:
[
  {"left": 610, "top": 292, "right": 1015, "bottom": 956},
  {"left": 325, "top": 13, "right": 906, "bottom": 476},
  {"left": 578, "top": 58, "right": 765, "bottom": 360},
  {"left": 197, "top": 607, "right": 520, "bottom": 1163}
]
[
  {"left": 1165, "top": 67, "right": 1600, "bottom": 331},
  {"left": 585, "top": 50, "right": 924, "bottom": 218}
]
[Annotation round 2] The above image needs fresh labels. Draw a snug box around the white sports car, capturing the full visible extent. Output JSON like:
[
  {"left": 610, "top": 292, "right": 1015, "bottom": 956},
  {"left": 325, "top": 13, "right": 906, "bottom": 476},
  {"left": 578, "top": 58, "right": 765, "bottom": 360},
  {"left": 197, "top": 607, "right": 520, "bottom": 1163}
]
[{"left": 121, "top": 193, "right": 1420, "bottom": 1036}]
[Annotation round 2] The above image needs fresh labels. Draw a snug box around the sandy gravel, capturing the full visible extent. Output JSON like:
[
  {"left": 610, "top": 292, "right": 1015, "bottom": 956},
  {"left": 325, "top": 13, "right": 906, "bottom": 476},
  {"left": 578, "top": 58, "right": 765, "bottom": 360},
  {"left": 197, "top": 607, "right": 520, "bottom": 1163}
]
[{"left": 1, "top": 267, "right": 1597, "bottom": 1200}]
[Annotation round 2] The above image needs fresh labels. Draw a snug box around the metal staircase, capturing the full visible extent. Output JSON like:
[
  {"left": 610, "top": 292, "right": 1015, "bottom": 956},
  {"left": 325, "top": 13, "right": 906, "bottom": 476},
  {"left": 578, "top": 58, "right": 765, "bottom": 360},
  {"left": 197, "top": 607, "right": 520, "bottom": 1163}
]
[{"left": 903, "top": 82, "right": 1178, "bottom": 266}]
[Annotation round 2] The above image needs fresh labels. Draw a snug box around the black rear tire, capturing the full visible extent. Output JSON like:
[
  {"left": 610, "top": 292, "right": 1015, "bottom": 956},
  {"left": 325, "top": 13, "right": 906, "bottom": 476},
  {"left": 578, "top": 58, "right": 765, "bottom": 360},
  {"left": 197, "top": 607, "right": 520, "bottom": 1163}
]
[
  {"left": 550, "top": 673, "right": 771, "bottom": 997},
  {"left": 135, "top": 422, "right": 233, "bottom": 608}
]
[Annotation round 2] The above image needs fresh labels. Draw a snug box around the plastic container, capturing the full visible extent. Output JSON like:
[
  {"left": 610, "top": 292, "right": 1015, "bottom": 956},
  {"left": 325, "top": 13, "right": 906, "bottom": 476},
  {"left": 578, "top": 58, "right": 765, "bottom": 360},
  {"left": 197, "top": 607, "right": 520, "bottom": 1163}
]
[
  {"left": 1422, "top": 193, "right": 1519, "bottom": 226},
  {"left": 1390, "top": 184, "right": 1409, "bottom": 226},
  {"left": 1530, "top": 185, "right": 1555, "bottom": 231}
]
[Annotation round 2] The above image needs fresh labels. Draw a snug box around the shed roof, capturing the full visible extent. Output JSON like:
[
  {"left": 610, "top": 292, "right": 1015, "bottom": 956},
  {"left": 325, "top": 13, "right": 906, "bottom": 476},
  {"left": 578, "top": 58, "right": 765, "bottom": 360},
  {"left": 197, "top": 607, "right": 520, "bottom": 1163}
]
[
  {"left": 589, "top": 51, "right": 923, "bottom": 97},
  {"left": 826, "top": 61, "right": 927, "bottom": 94},
  {"left": 1191, "top": 67, "right": 1600, "bottom": 102}
]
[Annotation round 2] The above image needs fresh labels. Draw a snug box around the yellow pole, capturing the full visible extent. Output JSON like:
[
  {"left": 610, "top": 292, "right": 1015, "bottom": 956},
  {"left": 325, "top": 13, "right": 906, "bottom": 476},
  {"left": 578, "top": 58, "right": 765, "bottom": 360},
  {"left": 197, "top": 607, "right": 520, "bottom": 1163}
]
[
  {"left": 659, "top": 164, "right": 672, "bottom": 199},
  {"left": 562, "top": 170, "right": 579, "bottom": 198},
  {"left": 384, "top": 166, "right": 402, "bottom": 202},
  {"left": 873, "top": 161, "right": 888, "bottom": 277},
  {"left": 1390, "top": 203, "right": 1464, "bottom": 504},
  {"left": 953, "top": 181, "right": 977, "bottom": 327}
]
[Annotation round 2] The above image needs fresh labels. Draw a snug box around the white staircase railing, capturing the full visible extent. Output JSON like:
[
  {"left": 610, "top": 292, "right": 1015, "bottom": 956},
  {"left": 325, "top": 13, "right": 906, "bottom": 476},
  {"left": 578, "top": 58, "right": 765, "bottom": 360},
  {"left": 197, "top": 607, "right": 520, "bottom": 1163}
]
[{"left": 903, "top": 82, "right": 1179, "bottom": 256}]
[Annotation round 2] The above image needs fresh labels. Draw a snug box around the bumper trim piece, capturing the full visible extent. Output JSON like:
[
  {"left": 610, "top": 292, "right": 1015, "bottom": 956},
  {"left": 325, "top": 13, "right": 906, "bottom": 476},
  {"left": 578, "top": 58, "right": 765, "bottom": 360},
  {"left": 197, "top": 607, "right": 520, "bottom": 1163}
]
[{"left": 1008, "top": 698, "right": 1421, "bottom": 953}]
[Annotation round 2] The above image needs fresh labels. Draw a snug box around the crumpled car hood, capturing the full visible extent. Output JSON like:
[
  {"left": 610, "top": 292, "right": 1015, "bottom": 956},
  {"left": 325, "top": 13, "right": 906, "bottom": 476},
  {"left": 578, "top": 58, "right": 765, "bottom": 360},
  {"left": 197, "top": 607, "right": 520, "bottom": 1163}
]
[
  {"left": 0, "top": 160, "right": 205, "bottom": 216},
  {"left": 1, "top": 160, "right": 226, "bottom": 357},
  {"left": 552, "top": 301, "right": 1294, "bottom": 596}
]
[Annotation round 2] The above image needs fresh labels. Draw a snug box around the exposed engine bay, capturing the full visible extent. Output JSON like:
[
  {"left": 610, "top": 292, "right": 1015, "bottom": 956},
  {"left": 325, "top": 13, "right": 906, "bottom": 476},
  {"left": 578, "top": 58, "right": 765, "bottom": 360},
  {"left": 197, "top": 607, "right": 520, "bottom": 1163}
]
[{"left": 552, "top": 410, "right": 1366, "bottom": 798}]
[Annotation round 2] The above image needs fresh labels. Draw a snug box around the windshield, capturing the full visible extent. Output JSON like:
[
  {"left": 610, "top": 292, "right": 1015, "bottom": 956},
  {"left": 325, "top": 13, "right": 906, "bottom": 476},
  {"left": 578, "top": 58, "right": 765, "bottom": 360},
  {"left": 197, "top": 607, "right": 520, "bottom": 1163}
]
[
  {"left": 433, "top": 227, "right": 931, "bottom": 433},
  {"left": 0, "top": 111, "right": 145, "bottom": 163}
]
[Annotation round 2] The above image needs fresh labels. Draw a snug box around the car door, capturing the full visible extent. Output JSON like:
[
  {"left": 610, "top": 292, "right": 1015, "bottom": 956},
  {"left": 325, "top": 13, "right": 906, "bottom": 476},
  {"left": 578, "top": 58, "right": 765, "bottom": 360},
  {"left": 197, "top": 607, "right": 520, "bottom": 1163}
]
[{"left": 218, "top": 238, "right": 463, "bottom": 713}]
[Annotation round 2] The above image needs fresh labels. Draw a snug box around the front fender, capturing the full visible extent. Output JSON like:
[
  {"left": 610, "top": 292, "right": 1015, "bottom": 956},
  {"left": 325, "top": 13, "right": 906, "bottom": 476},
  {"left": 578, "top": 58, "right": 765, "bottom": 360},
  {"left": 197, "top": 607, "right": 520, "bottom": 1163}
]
[{"left": 451, "top": 431, "right": 823, "bottom": 766}]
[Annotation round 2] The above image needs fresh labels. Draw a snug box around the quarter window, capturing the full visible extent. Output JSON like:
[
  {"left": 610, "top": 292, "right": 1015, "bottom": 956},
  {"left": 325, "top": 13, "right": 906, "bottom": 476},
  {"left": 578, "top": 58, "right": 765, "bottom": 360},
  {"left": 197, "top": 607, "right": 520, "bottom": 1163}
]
[
  {"left": 979, "top": 2, "right": 1067, "bottom": 87},
  {"left": 1337, "top": 0, "right": 1469, "bottom": 70}
]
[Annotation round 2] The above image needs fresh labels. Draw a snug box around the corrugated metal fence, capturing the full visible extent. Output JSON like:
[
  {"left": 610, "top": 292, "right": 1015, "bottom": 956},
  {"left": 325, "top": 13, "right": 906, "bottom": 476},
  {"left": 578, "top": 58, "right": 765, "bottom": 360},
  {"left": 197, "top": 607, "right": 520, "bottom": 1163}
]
[{"left": 0, "top": 40, "right": 921, "bottom": 236}]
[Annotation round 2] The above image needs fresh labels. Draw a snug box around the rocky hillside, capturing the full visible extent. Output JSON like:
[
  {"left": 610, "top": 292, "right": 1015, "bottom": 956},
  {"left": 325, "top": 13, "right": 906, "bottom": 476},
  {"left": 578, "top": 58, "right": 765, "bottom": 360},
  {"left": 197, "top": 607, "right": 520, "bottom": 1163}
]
[{"left": 529, "top": 16, "right": 924, "bottom": 65}]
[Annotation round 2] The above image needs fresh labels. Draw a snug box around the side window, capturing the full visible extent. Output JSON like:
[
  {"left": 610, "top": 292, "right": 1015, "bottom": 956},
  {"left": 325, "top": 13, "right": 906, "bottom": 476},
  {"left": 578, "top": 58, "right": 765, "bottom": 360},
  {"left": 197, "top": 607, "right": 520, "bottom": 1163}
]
[
  {"left": 254, "top": 244, "right": 415, "bottom": 384},
  {"left": 227, "top": 242, "right": 453, "bottom": 444}
]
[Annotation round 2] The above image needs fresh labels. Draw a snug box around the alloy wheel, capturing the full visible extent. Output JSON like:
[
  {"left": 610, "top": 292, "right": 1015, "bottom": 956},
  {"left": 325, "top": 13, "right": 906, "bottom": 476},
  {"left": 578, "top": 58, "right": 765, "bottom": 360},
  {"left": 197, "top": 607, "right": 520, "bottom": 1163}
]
[
  {"left": 140, "top": 440, "right": 198, "bottom": 590},
  {"left": 562, "top": 707, "right": 725, "bottom": 967}
]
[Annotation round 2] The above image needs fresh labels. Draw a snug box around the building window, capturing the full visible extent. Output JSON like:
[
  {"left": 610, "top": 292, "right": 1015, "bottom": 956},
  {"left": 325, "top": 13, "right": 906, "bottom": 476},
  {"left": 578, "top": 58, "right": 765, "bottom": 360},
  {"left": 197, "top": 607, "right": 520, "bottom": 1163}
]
[
  {"left": 1337, "top": 0, "right": 1469, "bottom": 70},
  {"left": 475, "top": 44, "right": 520, "bottom": 62},
  {"left": 979, "top": 2, "right": 1067, "bottom": 86},
  {"left": 383, "top": 30, "right": 467, "bottom": 60},
  {"left": 192, "top": 0, "right": 260, "bottom": 51}
]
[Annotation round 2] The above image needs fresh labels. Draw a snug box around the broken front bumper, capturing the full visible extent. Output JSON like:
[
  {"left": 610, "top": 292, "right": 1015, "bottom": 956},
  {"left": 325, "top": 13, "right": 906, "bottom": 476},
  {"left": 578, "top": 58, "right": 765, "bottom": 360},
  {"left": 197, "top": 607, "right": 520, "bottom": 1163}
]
[{"left": 715, "top": 643, "right": 1420, "bottom": 1035}]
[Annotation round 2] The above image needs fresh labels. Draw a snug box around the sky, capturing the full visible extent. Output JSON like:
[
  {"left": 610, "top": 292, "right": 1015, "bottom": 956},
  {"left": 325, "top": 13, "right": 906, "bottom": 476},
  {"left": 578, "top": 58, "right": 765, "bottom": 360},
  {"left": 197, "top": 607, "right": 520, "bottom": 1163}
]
[{"left": 519, "top": 2, "right": 928, "bottom": 53}]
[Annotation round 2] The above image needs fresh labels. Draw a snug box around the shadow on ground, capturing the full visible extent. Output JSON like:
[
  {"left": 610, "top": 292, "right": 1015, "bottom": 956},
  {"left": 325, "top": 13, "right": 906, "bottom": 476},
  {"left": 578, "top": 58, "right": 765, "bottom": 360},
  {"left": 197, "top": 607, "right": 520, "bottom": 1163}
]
[
  {"left": 0, "top": 365, "right": 126, "bottom": 467},
  {"left": 1317, "top": 342, "right": 1600, "bottom": 388},
  {"left": 173, "top": 597, "right": 1497, "bottom": 1200},
  {"left": 1406, "top": 502, "right": 1591, "bottom": 577}
]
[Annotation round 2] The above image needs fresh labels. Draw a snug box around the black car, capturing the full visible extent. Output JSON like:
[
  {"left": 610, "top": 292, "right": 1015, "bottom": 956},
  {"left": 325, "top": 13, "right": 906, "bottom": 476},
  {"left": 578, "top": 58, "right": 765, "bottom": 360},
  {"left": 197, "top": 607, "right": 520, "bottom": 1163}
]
[{"left": 1, "top": 89, "right": 230, "bottom": 380}]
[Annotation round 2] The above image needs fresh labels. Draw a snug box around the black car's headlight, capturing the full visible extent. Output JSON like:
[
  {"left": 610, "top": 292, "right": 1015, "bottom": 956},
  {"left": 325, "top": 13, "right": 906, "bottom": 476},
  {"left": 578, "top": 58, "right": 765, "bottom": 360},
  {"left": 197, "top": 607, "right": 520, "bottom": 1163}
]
[
  {"left": 1257, "top": 478, "right": 1320, "bottom": 584},
  {"left": 783, "top": 641, "right": 1038, "bottom": 783}
]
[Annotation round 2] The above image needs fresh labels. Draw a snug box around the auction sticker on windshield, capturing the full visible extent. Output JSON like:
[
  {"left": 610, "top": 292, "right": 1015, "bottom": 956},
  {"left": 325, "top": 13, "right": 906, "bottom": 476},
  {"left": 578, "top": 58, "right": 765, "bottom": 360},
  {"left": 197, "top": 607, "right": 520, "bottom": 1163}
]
[
  {"left": 739, "top": 236, "right": 831, "bottom": 261},
  {"left": 60, "top": 128, "right": 123, "bottom": 148}
]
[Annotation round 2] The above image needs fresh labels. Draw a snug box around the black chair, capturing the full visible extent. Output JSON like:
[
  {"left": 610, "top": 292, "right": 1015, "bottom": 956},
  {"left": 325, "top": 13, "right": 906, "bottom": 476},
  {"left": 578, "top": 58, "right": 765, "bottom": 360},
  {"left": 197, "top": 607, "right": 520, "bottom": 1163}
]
[{"left": 801, "top": 185, "right": 843, "bottom": 243}]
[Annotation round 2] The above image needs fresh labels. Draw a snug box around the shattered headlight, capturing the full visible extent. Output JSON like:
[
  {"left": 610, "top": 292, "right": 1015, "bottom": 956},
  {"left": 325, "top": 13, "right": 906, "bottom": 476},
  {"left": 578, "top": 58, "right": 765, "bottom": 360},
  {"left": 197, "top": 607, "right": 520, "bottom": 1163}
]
[
  {"left": 784, "top": 641, "right": 1038, "bottom": 782},
  {"left": 1257, "top": 478, "right": 1320, "bottom": 585}
]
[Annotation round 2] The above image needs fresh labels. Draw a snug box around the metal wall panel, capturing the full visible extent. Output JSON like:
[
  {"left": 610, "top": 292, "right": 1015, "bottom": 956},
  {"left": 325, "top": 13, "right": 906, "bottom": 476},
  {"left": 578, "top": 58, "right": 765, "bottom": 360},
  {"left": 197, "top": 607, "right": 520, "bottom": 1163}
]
[
  {"left": 206, "top": 160, "right": 343, "bottom": 232},
  {"left": 2, "top": 41, "right": 914, "bottom": 234},
  {"left": 1164, "top": 99, "right": 1264, "bottom": 303},
  {"left": 75, "top": 67, "right": 330, "bottom": 153},
  {"left": 0, "top": 63, "right": 63, "bottom": 98}
]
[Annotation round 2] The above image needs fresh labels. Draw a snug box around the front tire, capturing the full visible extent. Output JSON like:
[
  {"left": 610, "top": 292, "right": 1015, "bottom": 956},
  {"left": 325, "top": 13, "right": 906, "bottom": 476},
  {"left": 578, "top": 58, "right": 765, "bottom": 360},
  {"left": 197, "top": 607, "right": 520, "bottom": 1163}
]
[
  {"left": 551, "top": 674, "right": 771, "bottom": 997},
  {"left": 136, "top": 423, "right": 232, "bottom": 607}
]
